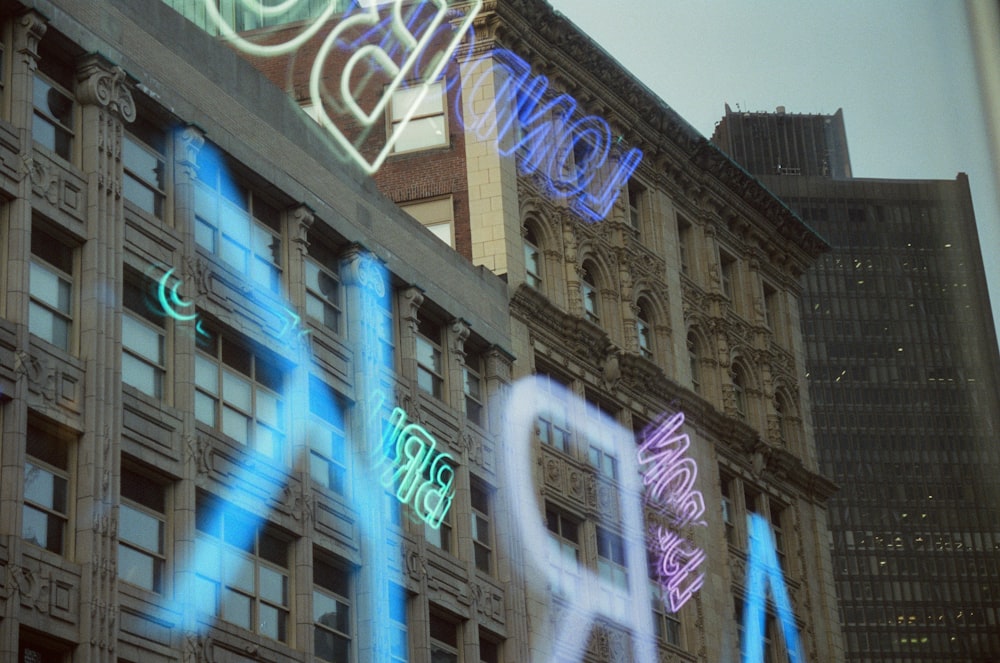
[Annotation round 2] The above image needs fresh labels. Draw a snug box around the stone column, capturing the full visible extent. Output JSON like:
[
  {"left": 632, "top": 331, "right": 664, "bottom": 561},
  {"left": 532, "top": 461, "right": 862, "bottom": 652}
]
[{"left": 74, "top": 52, "right": 136, "bottom": 663}]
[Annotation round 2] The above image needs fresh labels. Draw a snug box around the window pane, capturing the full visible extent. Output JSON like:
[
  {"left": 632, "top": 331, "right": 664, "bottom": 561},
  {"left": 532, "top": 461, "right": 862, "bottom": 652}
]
[
  {"left": 24, "top": 462, "right": 58, "bottom": 509},
  {"left": 195, "top": 217, "right": 216, "bottom": 252},
  {"left": 316, "top": 629, "right": 350, "bottom": 663},
  {"left": 223, "top": 370, "right": 252, "bottom": 410},
  {"left": 256, "top": 389, "right": 280, "bottom": 426},
  {"left": 22, "top": 504, "right": 53, "bottom": 549},
  {"left": 118, "top": 542, "right": 157, "bottom": 591},
  {"left": 258, "top": 602, "right": 285, "bottom": 641},
  {"left": 222, "top": 405, "right": 250, "bottom": 444},
  {"left": 30, "top": 262, "right": 70, "bottom": 311},
  {"left": 195, "top": 392, "right": 216, "bottom": 426},
  {"left": 120, "top": 503, "right": 162, "bottom": 551},
  {"left": 314, "top": 592, "right": 350, "bottom": 631},
  {"left": 122, "top": 353, "right": 159, "bottom": 397},
  {"left": 393, "top": 115, "right": 446, "bottom": 152},
  {"left": 222, "top": 589, "right": 252, "bottom": 629},
  {"left": 123, "top": 315, "right": 163, "bottom": 362},
  {"left": 260, "top": 565, "right": 287, "bottom": 605}
]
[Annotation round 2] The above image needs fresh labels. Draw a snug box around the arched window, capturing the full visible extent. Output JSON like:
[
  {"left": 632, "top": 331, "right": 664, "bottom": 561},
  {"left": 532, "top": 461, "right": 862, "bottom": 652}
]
[
  {"left": 581, "top": 264, "right": 599, "bottom": 324},
  {"left": 687, "top": 332, "right": 700, "bottom": 393},
  {"left": 636, "top": 298, "right": 653, "bottom": 359},
  {"left": 524, "top": 226, "right": 542, "bottom": 289},
  {"left": 733, "top": 364, "right": 747, "bottom": 421}
]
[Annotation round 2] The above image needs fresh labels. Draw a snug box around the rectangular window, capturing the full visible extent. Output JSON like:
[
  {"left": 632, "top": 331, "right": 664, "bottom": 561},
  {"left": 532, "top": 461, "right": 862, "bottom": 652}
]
[
  {"left": 771, "top": 504, "right": 787, "bottom": 569},
  {"left": 195, "top": 328, "right": 286, "bottom": 461},
  {"left": 597, "top": 527, "right": 627, "bottom": 589},
  {"left": 464, "top": 358, "right": 484, "bottom": 426},
  {"left": 524, "top": 239, "right": 542, "bottom": 289},
  {"left": 195, "top": 154, "right": 282, "bottom": 292},
  {"left": 390, "top": 81, "right": 447, "bottom": 153},
  {"left": 535, "top": 374, "right": 572, "bottom": 453},
  {"left": 545, "top": 505, "right": 580, "bottom": 573},
  {"left": 470, "top": 478, "right": 493, "bottom": 574},
  {"left": 306, "top": 239, "right": 343, "bottom": 334},
  {"left": 122, "top": 274, "right": 166, "bottom": 399},
  {"left": 720, "top": 250, "right": 736, "bottom": 300},
  {"left": 118, "top": 466, "right": 166, "bottom": 593},
  {"left": 314, "top": 554, "right": 351, "bottom": 663},
  {"left": 415, "top": 316, "right": 444, "bottom": 399},
  {"left": 19, "top": 629, "right": 72, "bottom": 663},
  {"left": 721, "top": 476, "right": 735, "bottom": 546},
  {"left": 29, "top": 226, "right": 74, "bottom": 352},
  {"left": 425, "top": 497, "right": 453, "bottom": 554},
  {"left": 401, "top": 197, "right": 454, "bottom": 248},
  {"left": 33, "top": 73, "right": 74, "bottom": 161},
  {"left": 429, "top": 614, "right": 459, "bottom": 663},
  {"left": 194, "top": 496, "right": 290, "bottom": 642},
  {"left": 23, "top": 423, "right": 70, "bottom": 555},
  {"left": 651, "top": 583, "right": 682, "bottom": 647},
  {"left": 479, "top": 632, "right": 500, "bottom": 663},
  {"left": 123, "top": 117, "right": 167, "bottom": 218},
  {"left": 677, "top": 216, "right": 691, "bottom": 276},
  {"left": 309, "top": 377, "right": 347, "bottom": 494},
  {"left": 390, "top": 583, "right": 409, "bottom": 663},
  {"left": 627, "top": 180, "right": 646, "bottom": 233}
]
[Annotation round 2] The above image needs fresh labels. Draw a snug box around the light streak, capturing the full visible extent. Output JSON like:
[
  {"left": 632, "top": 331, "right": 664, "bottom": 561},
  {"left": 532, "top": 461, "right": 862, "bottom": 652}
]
[
  {"left": 156, "top": 268, "right": 198, "bottom": 321},
  {"left": 637, "top": 412, "right": 707, "bottom": 613},
  {"left": 504, "top": 375, "right": 658, "bottom": 663},
  {"left": 742, "top": 513, "right": 804, "bottom": 663},
  {"left": 458, "top": 48, "right": 643, "bottom": 222},
  {"left": 202, "top": 0, "right": 482, "bottom": 175}
]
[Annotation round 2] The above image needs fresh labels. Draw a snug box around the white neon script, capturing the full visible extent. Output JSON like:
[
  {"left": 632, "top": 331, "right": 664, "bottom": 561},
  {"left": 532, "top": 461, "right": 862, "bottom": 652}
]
[
  {"left": 202, "top": 0, "right": 482, "bottom": 174},
  {"left": 377, "top": 406, "right": 456, "bottom": 529},
  {"left": 637, "top": 412, "right": 707, "bottom": 613},
  {"left": 459, "top": 48, "right": 643, "bottom": 222}
]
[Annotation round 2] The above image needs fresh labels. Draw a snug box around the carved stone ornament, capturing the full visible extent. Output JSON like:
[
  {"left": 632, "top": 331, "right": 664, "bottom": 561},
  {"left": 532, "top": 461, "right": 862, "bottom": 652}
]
[
  {"left": 15, "top": 11, "right": 47, "bottom": 70},
  {"left": 183, "top": 632, "right": 214, "bottom": 663},
  {"left": 176, "top": 125, "right": 206, "bottom": 179},
  {"left": 291, "top": 205, "right": 315, "bottom": 254},
  {"left": 185, "top": 434, "right": 212, "bottom": 477},
  {"left": 76, "top": 55, "right": 137, "bottom": 123},
  {"left": 14, "top": 350, "right": 58, "bottom": 401},
  {"left": 27, "top": 155, "right": 60, "bottom": 205}
]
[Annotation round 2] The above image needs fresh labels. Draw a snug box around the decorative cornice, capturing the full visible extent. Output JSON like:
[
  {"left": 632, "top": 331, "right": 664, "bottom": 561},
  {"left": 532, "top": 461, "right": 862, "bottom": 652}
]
[{"left": 76, "top": 54, "right": 137, "bottom": 123}]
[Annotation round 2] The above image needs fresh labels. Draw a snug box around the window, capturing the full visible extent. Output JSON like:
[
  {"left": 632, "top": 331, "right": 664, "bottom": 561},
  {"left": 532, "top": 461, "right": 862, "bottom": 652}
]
[
  {"left": 687, "top": 333, "right": 700, "bottom": 394},
  {"left": 309, "top": 377, "right": 347, "bottom": 494},
  {"left": 464, "top": 358, "right": 484, "bottom": 426},
  {"left": 389, "top": 583, "right": 409, "bottom": 663},
  {"left": 194, "top": 496, "right": 290, "bottom": 642},
  {"left": 195, "top": 151, "right": 282, "bottom": 292},
  {"left": 478, "top": 632, "right": 500, "bottom": 663},
  {"left": 425, "top": 496, "right": 453, "bottom": 554},
  {"left": 19, "top": 629, "right": 72, "bottom": 663},
  {"left": 545, "top": 505, "right": 580, "bottom": 573},
  {"left": 29, "top": 226, "right": 74, "bottom": 352},
  {"left": 637, "top": 298, "right": 654, "bottom": 359},
  {"left": 401, "top": 197, "right": 453, "bottom": 248},
  {"left": 733, "top": 365, "right": 747, "bottom": 421},
  {"left": 596, "top": 527, "right": 627, "bottom": 589},
  {"left": 535, "top": 374, "right": 572, "bottom": 453},
  {"left": 33, "top": 72, "right": 74, "bottom": 161},
  {"left": 122, "top": 275, "right": 166, "bottom": 399},
  {"left": 390, "top": 81, "right": 447, "bottom": 153},
  {"left": 429, "top": 614, "right": 459, "bottom": 663},
  {"left": 771, "top": 504, "right": 787, "bottom": 570},
  {"left": 581, "top": 265, "right": 599, "bottom": 323},
  {"left": 118, "top": 467, "right": 166, "bottom": 593},
  {"left": 524, "top": 227, "right": 542, "bottom": 289},
  {"left": 23, "top": 423, "right": 70, "bottom": 555},
  {"left": 651, "top": 584, "right": 682, "bottom": 647},
  {"left": 415, "top": 315, "right": 444, "bottom": 399},
  {"left": 305, "top": 239, "right": 343, "bottom": 334},
  {"left": 627, "top": 180, "right": 645, "bottom": 232},
  {"left": 721, "top": 475, "right": 736, "bottom": 546},
  {"left": 314, "top": 554, "right": 351, "bottom": 663},
  {"left": 763, "top": 282, "right": 779, "bottom": 329},
  {"left": 470, "top": 478, "right": 493, "bottom": 574},
  {"left": 588, "top": 444, "right": 618, "bottom": 481},
  {"left": 195, "top": 328, "right": 286, "bottom": 460},
  {"left": 677, "top": 216, "right": 691, "bottom": 276},
  {"left": 123, "top": 117, "right": 167, "bottom": 218},
  {"left": 720, "top": 251, "right": 736, "bottom": 300}
]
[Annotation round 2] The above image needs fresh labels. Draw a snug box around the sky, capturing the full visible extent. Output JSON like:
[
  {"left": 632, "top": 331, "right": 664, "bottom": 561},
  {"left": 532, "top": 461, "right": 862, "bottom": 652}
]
[{"left": 545, "top": 0, "right": 1000, "bottom": 346}]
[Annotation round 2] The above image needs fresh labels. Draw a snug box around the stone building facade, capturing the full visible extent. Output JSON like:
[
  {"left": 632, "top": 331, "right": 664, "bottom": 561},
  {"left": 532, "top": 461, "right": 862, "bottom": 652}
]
[{"left": 1, "top": 1, "right": 844, "bottom": 663}]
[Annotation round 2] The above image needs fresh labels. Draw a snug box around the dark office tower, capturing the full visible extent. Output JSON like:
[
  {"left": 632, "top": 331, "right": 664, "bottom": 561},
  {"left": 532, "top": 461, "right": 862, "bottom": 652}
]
[{"left": 714, "top": 107, "right": 1000, "bottom": 662}]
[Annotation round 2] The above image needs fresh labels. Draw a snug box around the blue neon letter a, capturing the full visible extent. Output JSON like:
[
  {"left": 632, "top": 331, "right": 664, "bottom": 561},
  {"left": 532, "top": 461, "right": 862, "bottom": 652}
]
[{"left": 742, "top": 513, "right": 804, "bottom": 663}]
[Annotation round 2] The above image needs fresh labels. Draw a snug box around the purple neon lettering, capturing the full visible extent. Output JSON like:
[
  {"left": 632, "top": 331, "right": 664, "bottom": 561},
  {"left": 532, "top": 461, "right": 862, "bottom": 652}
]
[
  {"left": 546, "top": 114, "right": 611, "bottom": 197},
  {"left": 637, "top": 411, "right": 686, "bottom": 464},
  {"left": 574, "top": 145, "right": 643, "bottom": 222}
]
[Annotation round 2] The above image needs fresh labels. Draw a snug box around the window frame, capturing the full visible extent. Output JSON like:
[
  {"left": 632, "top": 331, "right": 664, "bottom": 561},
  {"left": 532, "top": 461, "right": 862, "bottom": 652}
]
[
  {"left": 195, "top": 327, "right": 286, "bottom": 462},
  {"left": 524, "top": 227, "right": 543, "bottom": 289},
  {"left": 29, "top": 226, "right": 75, "bottom": 353},
  {"left": 424, "top": 493, "right": 454, "bottom": 554},
  {"left": 122, "top": 274, "right": 167, "bottom": 399},
  {"left": 596, "top": 526, "right": 628, "bottom": 589},
  {"left": 32, "top": 71, "right": 75, "bottom": 162},
  {"left": 388, "top": 80, "right": 449, "bottom": 154},
  {"left": 463, "top": 357, "right": 484, "bottom": 427},
  {"left": 581, "top": 264, "right": 600, "bottom": 324},
  {"left": 194, "top": 496, "right": 291, "bottom": 642},
  {"left": 415, "top": 315, "right": 444, "bottom": 400},
  {"left": 313, "top": 553, "right": 352, "bottom": 663},
  {"left": 194, "top": 157, "right": 283, "bottom": 293},
  {"left": 627, "top": 180, "right": 646, "bottom": 233},
  {"left": 470, "top": 477, "right": 493, "bottom": 575},
  {"left": 687, "top": 332, "right": 700, "bottom": 394},
  {"left": 677, "top": 216, "right": 691, "bottom": 276},
  {"left": 651, "top": 582, "right": 683, "bottom": 648},
  {"left": 309, "top": 377, "right": 348, "bottom": 494},
  {"left": 535, "top": 374, "right": 573, "bottom": 454},
  {"left": 305, "top": 239, "right": 344, "bottom": 335},
  {"left": 22, "top": 423, "right": 71, "bottom": 556},
  {"left": 719, "top": 250, "right": 737, "bottom": 301},
  {"left": 428, "top": 613, "right": 460, "bottom": 663},
  {"left": 118, "top": 465, "right": 167, "bottom": 593},
  {"left": 545, "top": 504, "right": 580, "bottom": 573},
  {"left": 636, "top": 298, "right": 654, "bottom": 360},
  {"left": 123, "top": 116, "right": 168, "bottom": 220}
]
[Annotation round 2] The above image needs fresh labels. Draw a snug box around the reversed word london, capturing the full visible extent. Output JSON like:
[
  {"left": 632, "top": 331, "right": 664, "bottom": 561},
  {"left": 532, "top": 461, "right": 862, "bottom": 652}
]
[
  {"left": 637, "top": 412, "right": 707, "bottom": 612},
  {"left": 377, "top": 406, "right": 456, "bottom": 529}
]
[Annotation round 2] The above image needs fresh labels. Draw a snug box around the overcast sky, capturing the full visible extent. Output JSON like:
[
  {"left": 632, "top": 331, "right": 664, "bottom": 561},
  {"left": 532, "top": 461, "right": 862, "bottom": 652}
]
[{"left": 545, "top": 0, "right": 1000, "bottom": 344}]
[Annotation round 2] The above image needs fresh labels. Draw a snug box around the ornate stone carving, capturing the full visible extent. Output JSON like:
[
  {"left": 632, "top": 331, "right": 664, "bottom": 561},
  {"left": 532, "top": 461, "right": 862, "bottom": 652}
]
[
  {"left": 14, "top": 350, "right": 58, "bottom": 401},
  {"left": 15, "top": 11, "right": 47, "bottom": 71},
  {"left": 27, "top": 155, "right": 60, "bottom": 205},
  {"left": 400, "top": 286, "right": 425, "bottom": 333},
  {"left": 76, "top": 55, "right": 136, "bottom": 123},
  {"left": 7, "top": 564, "right": 50, "bottom": 613},
  {"left": 290, "top": 205, "right": 315, "bottom": 255},
  {"left": 182, "top": 255, "right": 212, "bottom": 297},
  {"left": 185, "top": 434, "right": 212, "bottom": 477},
  {"left": 182, "top": 632, "right": 214, "bottom": 663},
  {"left": 176, "top": 125, "right": 206, "bottom": 179},
  {"left": 601, "top": 349, "right": 621, "bottom": 390},
  {"left": 464, "top": 432, "right": 484, "bottom": 468},
  {"left": 449, "top": 318, "right": 471, "bottom": 360}
]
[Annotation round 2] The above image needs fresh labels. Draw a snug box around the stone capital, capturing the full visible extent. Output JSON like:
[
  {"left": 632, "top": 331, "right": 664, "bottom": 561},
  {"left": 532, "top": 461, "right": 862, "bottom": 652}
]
[{"left": 75, "top": 54, "right": 136, "bottom": 122}]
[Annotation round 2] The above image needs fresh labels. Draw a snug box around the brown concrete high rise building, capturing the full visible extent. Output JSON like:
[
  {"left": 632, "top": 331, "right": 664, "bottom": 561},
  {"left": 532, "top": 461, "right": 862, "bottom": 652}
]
[{"left": 714, "top": 106, "right": 1000, "bottom": 662}]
